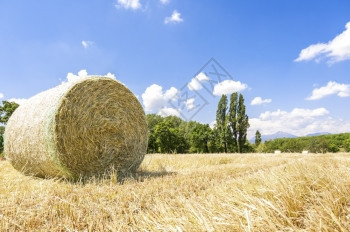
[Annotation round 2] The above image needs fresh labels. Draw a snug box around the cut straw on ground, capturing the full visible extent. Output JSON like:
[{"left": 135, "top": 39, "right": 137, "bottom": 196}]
[{"left": 1, "top": 153, "right": 349, "bottom": 231}]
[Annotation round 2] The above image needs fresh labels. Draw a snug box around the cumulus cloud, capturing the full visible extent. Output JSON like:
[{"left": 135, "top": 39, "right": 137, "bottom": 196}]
[
  {"left": 65, "top": 70, "right": 88, "bottom": 83},
  {"left": 251, "top": 97, "right": 272, "bottom": 105},
  {"left": 62, "top": 70, "right": 116, "bottom": 84},
  {"left": 105, "top": 72, "right": 117, "bottom": 79},
  {"left": 184, "top": 97, "right": 195, "bottom": 110},
  {"left": 81, "top": 40, "right": 94, "bottom": 48},
  {"left": 307, "top": 81, "right": 350, "bottom": 100},
  {"left": 158, "top": 107, "right": 180, "bottom": 117},
  {"left": 141, "top": 84, "right": 179, "bottom": 112},
  {"left": 115, "top": 0, "right": 141, "bottom": 10},
  {"left": 164, "top": 10, "right": 183, "bottom": 24},
  {"left": 295, "top": 21, "right": 350, "bottom": 63},
  {"left": 0, "top": 94, "right": 27, "bottom": 105},
  {"left": 8, "top": 98, "right": 28, "bottom": 105},
  {"left": 4, "top": 70, "right": 117, "bottom": 107},
  {"left": 187, "top": 72, "right": 210, "bottom": 91},
  {"left": 259, "top": 108, "right": 329, "bottom": 120},
  {"left": 209, "top": 120, "right": 216, "bottom": 129},
  {"left": 246, "top": 107, "right": 350, "bottom": 139},
  {"left": 160, "top": 0, "right": 170, "bottom": 4},
  {"left": 213, "top": 80, "right": 248, "bottom": 96}
]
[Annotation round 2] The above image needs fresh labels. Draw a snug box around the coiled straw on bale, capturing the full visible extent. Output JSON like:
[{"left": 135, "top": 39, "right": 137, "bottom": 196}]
[{"left": 4, "top": 77, "right": 148, "bottom": 179}]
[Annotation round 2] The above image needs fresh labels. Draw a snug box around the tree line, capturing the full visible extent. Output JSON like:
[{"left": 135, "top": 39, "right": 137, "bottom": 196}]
[
  {"left": 147, "top": 93, "right": 252, "bottom": 153},
  {"left": 258, "top": 133, "right": 350, "bottom": 153},
  {"left": 0, "top": 101, "right": 19, "bottom": 154},
  {"left": 1, "top": 97, "right": 349, "bottom": 155},
  {"left": 0, "top": 94, "right": 251, "bottom": 155}
]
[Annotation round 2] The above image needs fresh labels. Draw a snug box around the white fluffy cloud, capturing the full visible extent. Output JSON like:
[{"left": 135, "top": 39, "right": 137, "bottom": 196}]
[
  {"left": 259, "top": 108, "right": 329, "bottom": 120},
  {"left": 0, "top": 93, "right": 3, "bottom": 99},
  {"left": 105, "top": 72, "right": 117, "bottom": 79},
  {"left": 213, "top": 80, "right": 248, "bottom": 96},
  {"left": 8, "top": 98, "right": 28, "bottom": 105},
  {"left": 62, "top": 70, "right": 116, "bottom": 84},
  {"left": 5, "top": 70, "right": 117, "bottom": 106},
  {"left": 81, "top": 40, "right": 94, "bottom": 48},
  {"left": 295, "top": 21, "right": 350, "bottom": 63},
  {"left": 209, "top": 120, "right": 216, "bottom": 129},
  {"left": 158, "top": 107, "right": 180, "bottom": 117},
  {"left": 251, "top": 97, "right": 272, "bottom": 105},
  {"left": 115, "top": 0, "right": 141, "bottom": 10},
  {"left": 184, "top": 97, "right": 195, "bottom": 110},
  {"left": 160, "top": 0, "right": 170, "bottom": 4},
  {"left": 164, "top": 10, "right": 183, "bottom": 24},
  {"left": 65, "top": 69, "right": 88, "bottom": 83},
  {"left": 187, "top": 72, "right": 209, "bottom": 91},
  {"left": 141, "top": 84, "right": 179, "bottom": 113},
  {"left": 247, "top": 107, "right": 350, "bottom": 139},
  {"left": 307, "top": 81, "right": 350, "bottom": 100}
]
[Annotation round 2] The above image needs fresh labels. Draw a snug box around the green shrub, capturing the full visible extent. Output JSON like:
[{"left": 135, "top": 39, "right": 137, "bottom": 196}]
[{"left": 0, "top": 126, "right": 4, "bottom": 154}]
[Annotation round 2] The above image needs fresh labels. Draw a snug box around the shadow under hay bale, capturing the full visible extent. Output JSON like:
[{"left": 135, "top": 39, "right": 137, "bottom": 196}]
[
  {"left": 71, "top": 168, "right": 176, "bottom": 185},
  {"left": 4, "top": 77, "right": 148, "bottom": 180}
]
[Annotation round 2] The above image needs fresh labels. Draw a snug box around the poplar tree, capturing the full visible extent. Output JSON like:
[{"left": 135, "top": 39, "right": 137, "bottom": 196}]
[
  {"left": 216, "top": 95, "right": 228, "bottom": 152},
  {"left": 228, "top": 92, "right": 238, "bottom": 152},
  {"left": 255, "top": 130, "right": 262, "bottom": 146},
  {"left": 237, "top": 94, "right": 249, "bottom": 152}
]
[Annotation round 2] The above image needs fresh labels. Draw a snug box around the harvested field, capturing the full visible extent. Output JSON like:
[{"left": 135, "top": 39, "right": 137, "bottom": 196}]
[{"left": 1, "top": 153, "right": 350, "bottom": 231}]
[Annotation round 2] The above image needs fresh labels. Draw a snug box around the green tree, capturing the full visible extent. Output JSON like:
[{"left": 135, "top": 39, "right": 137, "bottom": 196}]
[
  {"left": 189, "top": 122, "right": 211, "bottom": 153},
  {"left": 308, "top": 137, "right": 328, "bottom": 153},
  {"left": 183, "top": 121, "right": 197, "bottom": 143},
  {"left": 154, "top": 120, "right": 188, "bottom": 153},
  {"left": 0, "top": 101, "right": 19, "bottom": 124},
  {"left": 284, "top": 138, "right": 304, "bottom": 153},
  {"left": 146, "top": 114, "right": 190, "bottom": 153},
  {"left": 327, "top": 142, "right": 339, "bottom": 153},
  {"left": 216, "top": 95, "right": 229, "bottom": 152},
  {"left": 171, "top": 127, "right": 188, "bottom": 153},
  {"left": 344, "top": 138, "right": 350, "bottom": 152},
  {"left": 163, "top": 115, "right": 183, "bottom": 128},
  {"left": 244, "top": 140, "right": 255, "bottom": 153},
  {"left": 146, "top": 114, "right": 163, "bottom": 130},
  {"left": 207, "top": 127, "right": 220, "bottom": 153},
  {"left": 0, "top": 126, "right": 4, "bottom": 154},
  {"left": 256, "top": 143, "right": 266, "bottom": 153},
  {"left": 154, "top": 121, "right": 176, "bottom": 153},
  {"left": 228, "top": 93, "right": 238, "bottom": 152},
  {"left": 255, "top": 130, "right": 262, "bottom": 147},
  {"left": 165, "top": 116, "right": 189, "bottom": 153},
  {"left": 146, "top": 114, "right": 164, "bottom": 153},
  {"left": 0, "top": 101, "right": 19, "bottom": 154},
  {"left": 237, "top": 94, "right": 249, "bottom": 153}
]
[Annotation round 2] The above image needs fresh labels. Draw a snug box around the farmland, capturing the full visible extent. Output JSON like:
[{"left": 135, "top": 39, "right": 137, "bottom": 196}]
[{"left": 1, "top": 153, "right": 350, "bottom": 231}]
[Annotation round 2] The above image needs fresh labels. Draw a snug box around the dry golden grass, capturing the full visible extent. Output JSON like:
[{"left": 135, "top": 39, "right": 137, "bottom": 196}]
[{"left": 1, "top": 153, "right": 350, "bottom": 231}]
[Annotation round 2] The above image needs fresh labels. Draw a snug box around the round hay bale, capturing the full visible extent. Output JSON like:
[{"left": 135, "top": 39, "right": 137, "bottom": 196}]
[{"left": 4, "top": 77, "right": 148, "bottom": 179}]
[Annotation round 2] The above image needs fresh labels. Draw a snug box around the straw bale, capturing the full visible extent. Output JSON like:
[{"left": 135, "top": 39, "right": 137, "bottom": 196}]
[{"left": 4, "top": 77, "right": 148, "bottom": 179}]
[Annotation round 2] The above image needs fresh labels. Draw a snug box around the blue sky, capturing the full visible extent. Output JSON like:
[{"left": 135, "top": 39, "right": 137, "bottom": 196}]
[{"left": 1, "top": 0, "right": 350, "bottom": 139}]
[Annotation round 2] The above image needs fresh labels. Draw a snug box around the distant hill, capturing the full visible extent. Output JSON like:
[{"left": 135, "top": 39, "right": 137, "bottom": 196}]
[
  {"left": 306, "top": 132, "right": 331, "bottom": 137},
  {"left": 261, "top": 132, "right": 350, "bottom": 153},
  {"left": 250, "top": 131, "right": 297, "bottom": 143},
  {"left": 250, "top": 131, "right": 332, "bottom": 143},
  {"left": 261, "top": 131, "right": 297, "bottom": 142}
]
